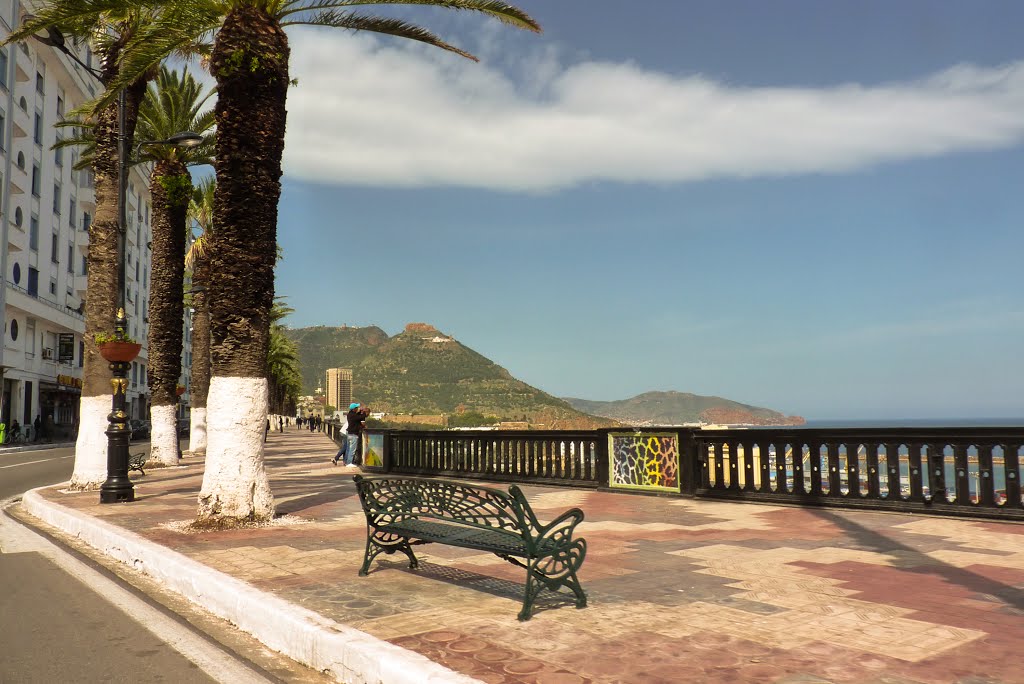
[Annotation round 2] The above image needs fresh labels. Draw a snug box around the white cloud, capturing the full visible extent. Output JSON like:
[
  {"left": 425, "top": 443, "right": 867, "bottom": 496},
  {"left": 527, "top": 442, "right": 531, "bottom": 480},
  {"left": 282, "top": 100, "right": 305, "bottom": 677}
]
[{"left": 282, "top": 30, "right": 1024, "bottom": 192}]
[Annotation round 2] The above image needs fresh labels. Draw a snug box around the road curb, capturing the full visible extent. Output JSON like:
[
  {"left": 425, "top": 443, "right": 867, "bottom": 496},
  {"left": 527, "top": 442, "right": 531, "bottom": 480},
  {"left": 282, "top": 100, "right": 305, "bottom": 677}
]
[{"left": 22, "top": 488, "right": 481, "bottom": 684}]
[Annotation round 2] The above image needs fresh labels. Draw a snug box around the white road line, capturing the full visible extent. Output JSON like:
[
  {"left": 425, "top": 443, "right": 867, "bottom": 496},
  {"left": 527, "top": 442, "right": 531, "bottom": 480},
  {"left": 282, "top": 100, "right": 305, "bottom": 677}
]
[
  {"left": 0, "top": 455, "right": 75, "bottom": 469},
  {"left": 0, "top": 504, "right": 275, "bottom": 684}
]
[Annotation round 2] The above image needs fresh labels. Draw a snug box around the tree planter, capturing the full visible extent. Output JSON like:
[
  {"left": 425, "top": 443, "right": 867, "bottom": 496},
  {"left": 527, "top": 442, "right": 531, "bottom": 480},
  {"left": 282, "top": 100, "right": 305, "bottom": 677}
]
[{"left": 98, "top": 342, "right": 142, "bottom": 363}]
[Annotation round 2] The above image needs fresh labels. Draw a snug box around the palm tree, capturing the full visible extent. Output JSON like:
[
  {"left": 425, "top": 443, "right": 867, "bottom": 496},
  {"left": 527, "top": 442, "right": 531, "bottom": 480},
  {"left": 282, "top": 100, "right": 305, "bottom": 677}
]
[
  {"left": 6, "top": 6, "right": 204, "bottom": 489},
  {"left": 185, "top": 177, "right": 216, "bottom": 456},
  {"left": 267, "top": 300, "right": 301, "bottom": 416},
  {"left": 135, "top": 66, "right": 215, "bottom": 465},
  {"left": 120, "top": 0, "right": 540, "bottom": 524}
]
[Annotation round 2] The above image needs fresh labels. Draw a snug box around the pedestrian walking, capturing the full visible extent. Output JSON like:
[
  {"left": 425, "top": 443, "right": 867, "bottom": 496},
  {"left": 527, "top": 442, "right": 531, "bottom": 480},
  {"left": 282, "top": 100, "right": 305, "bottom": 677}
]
[{"left": 332, "top": 419, "right": 350, "bottom": 466}]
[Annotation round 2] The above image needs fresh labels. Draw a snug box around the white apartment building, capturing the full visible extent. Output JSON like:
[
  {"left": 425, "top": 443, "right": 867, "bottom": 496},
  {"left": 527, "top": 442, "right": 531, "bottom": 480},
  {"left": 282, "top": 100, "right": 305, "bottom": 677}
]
[{"left": 0, "top": 11, "right": 189, "bottom": 440}]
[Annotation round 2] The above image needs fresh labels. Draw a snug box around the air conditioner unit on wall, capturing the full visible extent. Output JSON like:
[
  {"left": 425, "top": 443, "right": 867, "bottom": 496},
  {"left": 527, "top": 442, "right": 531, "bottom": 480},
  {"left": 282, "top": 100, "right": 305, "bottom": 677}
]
[{"left": 42, "top": 348, "right": 54, "bottom": 360}]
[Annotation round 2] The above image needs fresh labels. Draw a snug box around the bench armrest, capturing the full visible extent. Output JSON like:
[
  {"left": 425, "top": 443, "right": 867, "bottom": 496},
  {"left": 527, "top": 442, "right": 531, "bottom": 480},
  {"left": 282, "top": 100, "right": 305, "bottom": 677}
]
[{"left": 536, "top": 507, "right": 585, "bottom": 549}]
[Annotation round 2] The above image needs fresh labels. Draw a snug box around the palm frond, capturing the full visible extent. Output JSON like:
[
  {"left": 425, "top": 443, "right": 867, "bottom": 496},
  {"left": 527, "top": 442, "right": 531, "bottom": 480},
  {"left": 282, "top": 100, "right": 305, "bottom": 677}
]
[
  {"left": 284, "top": 11, "right": 476, "bottom": 60},
  {"left": 278, "top": 0, "right": 539, "bottom": 33}
]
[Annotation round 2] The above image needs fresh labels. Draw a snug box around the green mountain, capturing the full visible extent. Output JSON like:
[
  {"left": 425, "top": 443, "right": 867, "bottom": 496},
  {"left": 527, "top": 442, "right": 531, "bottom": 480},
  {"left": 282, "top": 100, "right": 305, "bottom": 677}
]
[
  {"left": 563, "top": 391, "right": 805, "bottom": 426},
  {"left": 286, "top": 325, "right": 389, "bottom": 393},
  {"left": 285, "top": 323, "right": 614, "bottom": 429}
]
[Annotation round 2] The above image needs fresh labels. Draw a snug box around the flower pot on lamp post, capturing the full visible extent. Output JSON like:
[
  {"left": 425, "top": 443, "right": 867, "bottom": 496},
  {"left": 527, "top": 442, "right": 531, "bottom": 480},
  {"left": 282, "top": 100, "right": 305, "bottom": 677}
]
[{"left": 98, "top": 341, "right": 142, "bottom": 363}]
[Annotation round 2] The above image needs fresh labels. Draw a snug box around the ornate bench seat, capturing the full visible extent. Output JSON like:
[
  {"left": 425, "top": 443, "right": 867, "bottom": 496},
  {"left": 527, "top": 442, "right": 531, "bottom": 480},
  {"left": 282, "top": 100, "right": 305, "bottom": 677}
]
[{"left": 353, "top": 475, "right": 587, "bottom": 621}]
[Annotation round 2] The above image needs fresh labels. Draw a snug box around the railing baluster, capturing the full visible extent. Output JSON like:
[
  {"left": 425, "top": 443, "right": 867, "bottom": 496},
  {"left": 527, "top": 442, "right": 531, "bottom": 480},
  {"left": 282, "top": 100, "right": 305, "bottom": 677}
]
[
  {"left": 978, "top": 443, "right": 995, "bottom": 507},
  {"left": 1006, "top": 443, "right": 1021, "bottom": 508},
  {"left": 908, "top": 443, "right": 924, "bottom": 500},
  {"left": 826, "top": 442, "right": 841, "bottom": 497},
  {"left": 953, "top": 443, "right": 971, "bottom": 505}
]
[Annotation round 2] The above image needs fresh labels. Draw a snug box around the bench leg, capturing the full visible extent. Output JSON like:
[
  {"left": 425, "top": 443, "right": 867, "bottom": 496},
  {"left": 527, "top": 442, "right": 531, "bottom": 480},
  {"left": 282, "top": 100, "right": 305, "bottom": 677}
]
[
  {"left": 360, "top": 533, "right": 419, "bottom": 576},
  {"left": 518, "top": 566, "right": 542, "bottom": 622},
  {"left": 566, "top": 568, "right": 587, "bottom": 609}
]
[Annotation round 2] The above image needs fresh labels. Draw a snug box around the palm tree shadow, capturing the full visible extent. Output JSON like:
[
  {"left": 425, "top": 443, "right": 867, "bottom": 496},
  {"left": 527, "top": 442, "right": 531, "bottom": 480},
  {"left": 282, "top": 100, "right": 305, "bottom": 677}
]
[
  {"left": 273, "top": 481, "right": 357, "bottom": 516},
  {"left": 809, "top": 508, "right": 1024, "bottom": 612}
]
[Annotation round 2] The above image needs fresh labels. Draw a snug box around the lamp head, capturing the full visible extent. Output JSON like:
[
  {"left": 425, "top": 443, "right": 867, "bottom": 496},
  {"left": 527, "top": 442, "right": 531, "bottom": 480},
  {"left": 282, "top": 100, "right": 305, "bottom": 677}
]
[
  {"left": 167, "top": 131, "right": 204, "bottom": 148},
  {"left": 22, "top": 15, "right": 66, "bottom": 49}
]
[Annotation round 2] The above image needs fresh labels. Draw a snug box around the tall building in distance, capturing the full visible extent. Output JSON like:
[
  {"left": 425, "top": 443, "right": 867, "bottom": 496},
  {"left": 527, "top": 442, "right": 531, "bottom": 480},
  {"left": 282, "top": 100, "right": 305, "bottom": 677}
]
[{"left": 326, "top": 368, "right": 352, "bottom": 412}]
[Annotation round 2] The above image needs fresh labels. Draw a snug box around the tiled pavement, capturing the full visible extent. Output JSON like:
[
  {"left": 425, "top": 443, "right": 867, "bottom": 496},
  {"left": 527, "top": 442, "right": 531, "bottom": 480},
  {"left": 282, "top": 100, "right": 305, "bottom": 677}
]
[{"left": 22, "top": 428, "right": 1024, "bottom": 684}]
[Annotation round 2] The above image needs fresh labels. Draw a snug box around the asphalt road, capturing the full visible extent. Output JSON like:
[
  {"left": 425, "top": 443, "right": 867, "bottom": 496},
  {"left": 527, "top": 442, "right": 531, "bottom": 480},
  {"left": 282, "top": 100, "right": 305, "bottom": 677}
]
[{"left": 0, "top": 446, "right": 279, "bottom": 684}]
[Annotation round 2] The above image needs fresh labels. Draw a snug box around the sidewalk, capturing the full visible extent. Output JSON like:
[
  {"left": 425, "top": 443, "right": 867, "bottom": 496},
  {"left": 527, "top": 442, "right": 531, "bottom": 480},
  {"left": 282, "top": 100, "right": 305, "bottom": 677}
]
[{"left": 20, "top": 428, "right": 1024, "bottom": 684}]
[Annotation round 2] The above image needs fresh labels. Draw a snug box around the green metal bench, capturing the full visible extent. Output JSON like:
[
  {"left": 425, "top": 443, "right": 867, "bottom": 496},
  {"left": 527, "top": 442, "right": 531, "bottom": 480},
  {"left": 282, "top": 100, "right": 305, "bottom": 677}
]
[
  {"left": 353, "top": 475, "right": 587, "bottom": 621},
  {"left": 128, "top": 452, "right": 147, "bottom": 476}
]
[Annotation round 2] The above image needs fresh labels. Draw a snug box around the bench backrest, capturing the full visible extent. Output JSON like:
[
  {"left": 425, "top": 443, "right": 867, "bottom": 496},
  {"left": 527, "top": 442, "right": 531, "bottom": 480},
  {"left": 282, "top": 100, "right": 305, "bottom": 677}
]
[{"left": 354, "top": 475, "right": 540, "bottom": 538}]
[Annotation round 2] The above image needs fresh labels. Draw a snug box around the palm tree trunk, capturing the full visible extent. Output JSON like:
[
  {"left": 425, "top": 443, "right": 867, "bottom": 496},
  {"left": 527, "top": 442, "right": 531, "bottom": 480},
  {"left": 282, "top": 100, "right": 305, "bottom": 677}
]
[
  {"left": 148, "top": 160, "right": 190, "bottom": 466},
  {"left": 197, "top": 6, "right": 288, "bottom": 523},
  {"left": 71, "top": 75, "right": 147, "bottom": 490},
  {"left": 188, "top": 257, "right": 211, "bottom": 456}
]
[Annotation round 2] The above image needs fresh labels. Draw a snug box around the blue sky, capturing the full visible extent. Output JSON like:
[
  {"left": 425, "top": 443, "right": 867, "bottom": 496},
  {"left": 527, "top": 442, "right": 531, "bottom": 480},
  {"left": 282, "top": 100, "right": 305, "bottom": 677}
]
[{"left": 272, "top": 1, "right": 1024, "bottom": 421}]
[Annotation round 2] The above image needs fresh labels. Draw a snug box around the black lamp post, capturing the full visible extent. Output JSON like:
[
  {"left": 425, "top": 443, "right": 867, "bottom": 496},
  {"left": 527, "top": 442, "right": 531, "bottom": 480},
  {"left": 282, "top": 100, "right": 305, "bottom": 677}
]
[{"left": 25, "top": 18, "right": 201, "bottom": 502}]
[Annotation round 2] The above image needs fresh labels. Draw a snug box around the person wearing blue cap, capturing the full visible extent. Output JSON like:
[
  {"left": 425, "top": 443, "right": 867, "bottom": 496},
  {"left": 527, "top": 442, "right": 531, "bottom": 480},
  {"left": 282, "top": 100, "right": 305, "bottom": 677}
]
[{"left": 339, "top": 402, "right": 367, "bottom": 466}]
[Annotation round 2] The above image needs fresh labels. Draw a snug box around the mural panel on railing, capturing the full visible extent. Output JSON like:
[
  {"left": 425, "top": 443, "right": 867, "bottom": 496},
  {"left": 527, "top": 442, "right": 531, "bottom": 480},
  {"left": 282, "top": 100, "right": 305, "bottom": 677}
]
[
  {"left": 362, "top": 432, "right": 385, "bottom": 469},
  {"left": 608, "top": 432, "right": 680, "bottom": 493}
]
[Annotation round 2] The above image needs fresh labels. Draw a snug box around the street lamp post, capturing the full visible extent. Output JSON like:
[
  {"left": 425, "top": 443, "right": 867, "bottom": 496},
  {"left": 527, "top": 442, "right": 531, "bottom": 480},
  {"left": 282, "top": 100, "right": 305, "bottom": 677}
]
[{"left": 25, "top": 19, "right": 202, "bottom": 502}]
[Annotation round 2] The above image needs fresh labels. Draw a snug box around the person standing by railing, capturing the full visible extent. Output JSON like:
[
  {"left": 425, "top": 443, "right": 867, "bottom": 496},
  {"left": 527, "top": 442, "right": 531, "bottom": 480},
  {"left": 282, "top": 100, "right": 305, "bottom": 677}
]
[{"left": 344, "top": 403, "right": 366, "bottom": 466}]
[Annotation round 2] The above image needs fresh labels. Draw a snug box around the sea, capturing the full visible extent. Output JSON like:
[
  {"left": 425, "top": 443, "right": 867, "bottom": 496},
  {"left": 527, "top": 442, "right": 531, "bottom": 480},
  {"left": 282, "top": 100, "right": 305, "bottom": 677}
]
[{"left": 802, "top": 418, "right": 1024, "bottom": 428}]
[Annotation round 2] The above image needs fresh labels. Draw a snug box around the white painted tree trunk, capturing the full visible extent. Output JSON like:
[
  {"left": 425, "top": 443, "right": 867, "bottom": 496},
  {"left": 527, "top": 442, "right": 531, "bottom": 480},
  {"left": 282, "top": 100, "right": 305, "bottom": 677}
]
[
  {"left": 197, "top": 377, "right": 275, "bottom": 522},
  {"left": 149, "top": 404, "right": 179, "bottom": 466},
  {"left": 69, "top": 395, "right": 113, "bottom": 490},
  {"left": 188, "top": 407, "right": 207, "bottom": 456}
]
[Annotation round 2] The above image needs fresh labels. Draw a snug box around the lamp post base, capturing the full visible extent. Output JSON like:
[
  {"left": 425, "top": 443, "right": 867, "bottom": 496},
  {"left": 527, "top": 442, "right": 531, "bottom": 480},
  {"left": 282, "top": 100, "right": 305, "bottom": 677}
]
[{"left": 100, "top": 359, "right": 135, "bottom": 504}]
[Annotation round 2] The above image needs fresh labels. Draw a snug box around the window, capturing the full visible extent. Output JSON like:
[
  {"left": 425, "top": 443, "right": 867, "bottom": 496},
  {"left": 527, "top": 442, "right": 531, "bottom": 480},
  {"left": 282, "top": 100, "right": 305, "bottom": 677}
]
[
  {"left": 53, "top": 183, "right": 61, "bottom": 214},
  {"left": 12, "top": 263, "right": 20, "bottom": 284},
  {"left": 29, "top": 214, "right": 39, "bottom": 251},
  {"left": 82, "top": 212, "right": 91, "bottom": 232},
  {"left": 14, "top": 207, "right": 22, "bottom": 227},
  {"left": 0, "top": 48, "right": 7, "bottom": 89},
  {"left": 49, "top": 279, "right": 57, "bottom": 296},
  {"left": 31, "top": 164, "right": 40, "bottom": 196},
  {"left": 10, "top": 319, "right": 18, "bottom": 342},
  {"left": 51, "top": 233, "right": 59, "bottom": 263},
  {"left": 35, "top": 71, "right": 44, "bottom": 95},
  {"left": 79, "top": 340, "right": 84, "bottom": 367},
  {"left": 132, "top": 362, "right": 138, "bottom": 385},
  {"left": 54, "top": 137, "right": 63, "bottom": 167},
  {"left": 27, "top": 268, "right": 38, "bottom": 296},
  {"left": 68, "top": 197, "right": 75, "bottom": 227},
  {"left": 16, "top": 151, "right": 24, "bottom": 169},
  {"left": 0, "top": 110, "right": 5, "bottom": 150},
  {"left": 80, "top": 255, "right": 87, "bottom": 275},
  {"left": 33, "top": 112, "right": 42, "bottom": 145},
  {"left": 67, "top": 243, "right": 73, "bottom": 273},
  {"left": 56, "top": 95, "right": 64, "bottom": 117}
]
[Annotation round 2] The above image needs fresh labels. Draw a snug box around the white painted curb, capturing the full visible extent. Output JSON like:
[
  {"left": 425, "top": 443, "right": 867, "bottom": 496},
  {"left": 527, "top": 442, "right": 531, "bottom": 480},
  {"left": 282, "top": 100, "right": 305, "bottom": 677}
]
[{"left": 22, "top": 489, "right": 481, "bottom": 684}]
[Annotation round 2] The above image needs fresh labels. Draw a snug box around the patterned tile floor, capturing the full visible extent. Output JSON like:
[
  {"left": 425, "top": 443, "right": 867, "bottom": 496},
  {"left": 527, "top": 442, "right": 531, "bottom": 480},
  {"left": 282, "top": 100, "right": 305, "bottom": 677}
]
[{"left": 33, "top": 430, "right": 1024, "bottom": 684}]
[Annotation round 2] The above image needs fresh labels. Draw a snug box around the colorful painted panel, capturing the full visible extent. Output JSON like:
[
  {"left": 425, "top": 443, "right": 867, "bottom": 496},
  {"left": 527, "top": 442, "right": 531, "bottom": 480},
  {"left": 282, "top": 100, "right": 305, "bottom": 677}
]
[
  {"left": 363, "top": 432, "right": 385, "bottom": 469},
  {"left": 608, "top": 433, "right": 680, "bottom": 492}
]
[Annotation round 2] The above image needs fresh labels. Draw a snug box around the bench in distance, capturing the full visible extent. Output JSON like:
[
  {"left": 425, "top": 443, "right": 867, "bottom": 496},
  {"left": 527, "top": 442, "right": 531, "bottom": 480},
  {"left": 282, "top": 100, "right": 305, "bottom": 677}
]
[
  {"left": 128, "top": 452, "right": 147, "bottom": 476},
  {"left": 354, "top": 475, "right": 588, "bottom": 621}
]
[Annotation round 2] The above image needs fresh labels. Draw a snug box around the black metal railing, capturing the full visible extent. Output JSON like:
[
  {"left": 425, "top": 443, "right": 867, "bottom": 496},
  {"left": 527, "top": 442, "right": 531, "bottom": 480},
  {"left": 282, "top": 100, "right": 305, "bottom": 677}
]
[
  {"left": 345, "top": 425, "right": 1024, "bottom": 520},
  {"left": 377, "top": 429, "right": 601, "bottom": 487},
  {"left": 694, "top": 427, "right": 1024, "bottom": 520}
]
